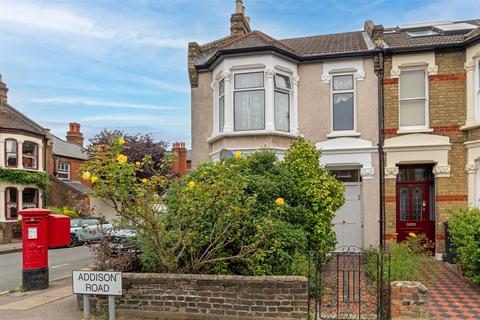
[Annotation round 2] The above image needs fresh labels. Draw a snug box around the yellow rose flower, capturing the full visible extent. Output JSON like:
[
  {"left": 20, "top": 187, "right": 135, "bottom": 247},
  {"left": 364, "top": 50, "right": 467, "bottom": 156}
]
[
  {"left": 63, "top": 208, "right": 68, "bottom": 214},
  {"left": 91, "top": 176, "right": 98, "bottom": 183},
  {"left": 408, "top": 232, "right": 417, "bottom": 238},
  {"left": 82, "top": 171, "right": 91, "bottom": 181},
  {"left": 234, "top": 151, "right": 242, "bottom": 159},
  {"left": 275, "top": 197, "right": 285, "bottom": 206},
  {"left": 142, "top": 178, "right": 148, "bottom": 184},
  {"left": 118, "top": 138, "right": 126, "bottom": 145},
  {"left": 135, "top": 161, "right": 141, "bottom": 166},
  {"left": 117, "top": 154, "right": 128, "bottom": 164},
  {"left": 188, "top": 181, "right": 196, "bottom": 189}
]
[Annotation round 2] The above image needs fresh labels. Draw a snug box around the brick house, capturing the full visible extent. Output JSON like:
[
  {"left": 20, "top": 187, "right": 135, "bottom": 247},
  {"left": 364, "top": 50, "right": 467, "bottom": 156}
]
[
  {"left": 46, "top": 123, "right": 92, "bottom": 215},
  {"left": 0, "top": 75, "right": 49, "bottom": 236},
  {"left": 375, "top": 20, "right": 480, "bottom": 258},
  {"left": 189, "top": 1, "right": 381, "bottom": 249}
]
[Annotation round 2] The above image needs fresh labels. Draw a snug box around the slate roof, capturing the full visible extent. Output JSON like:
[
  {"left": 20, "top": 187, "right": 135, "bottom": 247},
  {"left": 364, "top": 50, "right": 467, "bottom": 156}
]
[
  {"left": 52, "top": 135, "right": 88, "bottom": 160},
  {"left": 193, "top": 19, "right": 480, "bottom": 68},
  {"left": 0, "top": 101, "right": 48, "bottom": 136},
  {"left": 382, "top": 20, "right": 480, "bottom": 50}
]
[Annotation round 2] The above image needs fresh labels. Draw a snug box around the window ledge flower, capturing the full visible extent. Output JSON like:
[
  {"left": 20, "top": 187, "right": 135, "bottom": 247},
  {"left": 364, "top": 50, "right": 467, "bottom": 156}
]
[{"left": 117, "top": 154, "right": 128, "bottom": 164}]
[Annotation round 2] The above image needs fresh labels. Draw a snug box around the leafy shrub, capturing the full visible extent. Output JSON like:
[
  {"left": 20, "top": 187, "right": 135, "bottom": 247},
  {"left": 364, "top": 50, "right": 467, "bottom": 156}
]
[
  {"left": 12, "top": 220, "right": 22, "bottom": 238},
  {"left": 48, "top": 206, "right": 80, "bottom": 219},
  {"left": 448, "top": 208, "right": 480, "bottom": 284},
  {"left": 83, "top": 137, "right": 344, "bottom": 275}
]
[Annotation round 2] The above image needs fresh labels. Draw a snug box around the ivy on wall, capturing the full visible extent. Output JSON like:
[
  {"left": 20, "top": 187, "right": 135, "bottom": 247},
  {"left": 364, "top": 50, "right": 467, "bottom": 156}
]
[{"left": 0, "top": 168, "right": 50, "bottom": 190}]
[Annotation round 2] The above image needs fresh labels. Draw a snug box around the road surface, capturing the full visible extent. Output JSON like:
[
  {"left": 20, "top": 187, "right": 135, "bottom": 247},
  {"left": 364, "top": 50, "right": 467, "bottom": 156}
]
[{"left": 0, "top": 246, "right": 93, "bottom": 293}]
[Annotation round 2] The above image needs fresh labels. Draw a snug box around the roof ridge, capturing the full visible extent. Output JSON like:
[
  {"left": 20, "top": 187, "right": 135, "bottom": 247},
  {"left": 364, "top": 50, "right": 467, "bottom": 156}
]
[
  {"left": 252, "top": 30, "right": 298, "bottom": 53},
  {"left": 1, "top": 101, "right": 48, "bottom": 135},
  {"left": 280, "top": 30, "right": 364, "bottom": 42}
]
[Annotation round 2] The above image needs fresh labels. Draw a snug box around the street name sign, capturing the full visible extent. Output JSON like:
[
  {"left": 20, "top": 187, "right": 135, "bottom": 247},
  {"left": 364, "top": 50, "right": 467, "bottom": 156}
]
[{"left": 73, "top": 271, "right": 122, "bottom": 296}]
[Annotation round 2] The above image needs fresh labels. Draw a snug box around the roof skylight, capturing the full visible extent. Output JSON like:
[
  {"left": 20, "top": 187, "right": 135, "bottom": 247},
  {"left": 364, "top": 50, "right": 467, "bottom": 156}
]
[{"left": 406, "top": 29, "right": 438, "bottom": 37}]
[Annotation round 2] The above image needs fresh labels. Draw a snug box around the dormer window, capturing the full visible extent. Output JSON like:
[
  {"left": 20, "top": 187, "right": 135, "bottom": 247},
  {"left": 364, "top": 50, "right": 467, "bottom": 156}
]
[{"left": 234, "top": 72, "right": 265, "bottom": 131}]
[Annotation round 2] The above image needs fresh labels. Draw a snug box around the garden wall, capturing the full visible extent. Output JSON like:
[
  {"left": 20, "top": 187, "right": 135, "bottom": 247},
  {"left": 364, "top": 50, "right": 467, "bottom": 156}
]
[
  {"left": 86, "top": 273, "right": 308, "bottom": 319},
  {"left": 391, "top": 281, "right": 429, "bottom": 319}
]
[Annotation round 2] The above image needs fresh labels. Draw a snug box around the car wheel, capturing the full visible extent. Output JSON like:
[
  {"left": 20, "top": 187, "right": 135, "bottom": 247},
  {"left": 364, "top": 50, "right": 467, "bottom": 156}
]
[{"left": 70, "top": 234, "right": 79, "bottom": 247}]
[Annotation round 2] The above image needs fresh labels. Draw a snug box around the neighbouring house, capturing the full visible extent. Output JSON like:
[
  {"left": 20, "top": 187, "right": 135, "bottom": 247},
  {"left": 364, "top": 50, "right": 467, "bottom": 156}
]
[
  {"left": 188, "top": 0, "right": 381, "bottom": 249},
  {"left": 0, "top": 75, "right": 50, "bottom": 238},
  {"left": 46, "top": 123, "right": 92, "bottom": 215},
  {"left": 377, "top": 20, "right": 480, "bottom": 259}
]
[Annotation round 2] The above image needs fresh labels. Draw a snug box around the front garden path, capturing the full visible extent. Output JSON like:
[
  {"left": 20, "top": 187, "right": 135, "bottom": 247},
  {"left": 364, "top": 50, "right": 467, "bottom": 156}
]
[{"left": 420, "top": 259, "right": 480, "bottom": 319}]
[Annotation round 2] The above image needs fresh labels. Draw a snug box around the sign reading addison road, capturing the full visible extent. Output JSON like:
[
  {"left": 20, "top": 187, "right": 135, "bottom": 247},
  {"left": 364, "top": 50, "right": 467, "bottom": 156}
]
[{"left": 73, "top": 271, "right": 122, "bottom": 296}]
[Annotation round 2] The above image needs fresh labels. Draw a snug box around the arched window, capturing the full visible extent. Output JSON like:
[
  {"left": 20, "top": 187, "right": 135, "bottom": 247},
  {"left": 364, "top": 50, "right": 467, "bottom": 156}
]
[
  {"left": 5, "top": 188, "right": 18, "bottom": 220},
  {"left": 22, "top": 188, "right": 39, "bottom": 209},
  {"left": 5, "top": 139, "right": 18, "bottom": 167},
  {"left": 22, "top": 141, "right": 38, "bottom": 169}
]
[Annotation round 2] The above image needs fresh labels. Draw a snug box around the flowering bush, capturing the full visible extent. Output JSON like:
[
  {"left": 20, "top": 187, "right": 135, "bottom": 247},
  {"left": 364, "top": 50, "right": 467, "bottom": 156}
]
[
  {"left": 82, "top": 137, "right": 344, "bottom": 275},
  {"left": 48, "top": 206, "right": 80, "bottom": 219}
]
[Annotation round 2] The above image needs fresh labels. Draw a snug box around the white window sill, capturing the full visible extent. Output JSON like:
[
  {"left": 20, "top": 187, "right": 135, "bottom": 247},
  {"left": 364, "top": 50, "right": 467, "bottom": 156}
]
[
  {"left": 207, "top": 130, "right": 301, "bottom": 143},
  {"left": 460, "top": 121, "right": 480, "bottom": 131},
  {"left": 326, "top": 131, "right": 361, "bottom": 138},
  {"left": 396, "top": 128, "right": 433, "bottom": 134}
]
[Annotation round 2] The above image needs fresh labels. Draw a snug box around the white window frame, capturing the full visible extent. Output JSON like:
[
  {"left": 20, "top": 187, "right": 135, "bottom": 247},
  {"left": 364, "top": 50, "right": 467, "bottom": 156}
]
[
  {"left": 330, "top": 73, "right": 357, "bottom": 134},
  {"left": 274, "top": 73, "right": 291, "bottom": 132},
  {"left": 218, "top": 79, "right": 225, "bottom": 133},
  {"left": 477, "top": 60, "right": 480, "bottom": 121},
  {"left": 398, "top": 67, "right": 429, "bottom": 131},
  {"left": 233, "top": 71, "right": 266, "bottom": 132},
  {"left": 58, "top": 162, "right": 71, "bottom": 180}
]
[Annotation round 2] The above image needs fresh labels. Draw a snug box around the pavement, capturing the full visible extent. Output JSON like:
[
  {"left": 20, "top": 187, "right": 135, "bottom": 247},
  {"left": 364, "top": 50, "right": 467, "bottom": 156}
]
[
  {"left": 0, "top": 240, "right": 22, "bottom": 255},
  {"left": 0, "top": 245, "right": 93, "bottom": 293},
  {"left": 0, "top": 277, "right": 84, "bottom": 320}
]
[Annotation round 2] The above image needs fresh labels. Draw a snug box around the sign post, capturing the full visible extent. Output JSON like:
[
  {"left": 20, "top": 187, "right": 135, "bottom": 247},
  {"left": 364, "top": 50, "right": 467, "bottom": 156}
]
[{"left": 73, "top": 270, "right": 122, "bottom": 320}]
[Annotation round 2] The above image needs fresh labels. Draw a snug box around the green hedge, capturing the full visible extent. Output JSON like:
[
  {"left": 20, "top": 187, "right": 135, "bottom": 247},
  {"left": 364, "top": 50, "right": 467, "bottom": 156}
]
[
  {"left": 0, "top": 168, "right": 50, "bottom": 190},
  {"left": 448, "top": 208, "right": 480, "bottom": 284}
]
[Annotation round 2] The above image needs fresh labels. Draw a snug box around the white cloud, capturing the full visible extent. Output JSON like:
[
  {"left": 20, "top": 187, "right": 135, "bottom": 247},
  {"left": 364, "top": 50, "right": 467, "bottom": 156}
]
[
  {"left": 30, "top": 96, "right": 175, "bottom": 110},
  {"left": 79, "top": 114, "right": 188, "bottom": 123},
  {"left": 0, "top": 0, "right": 195, "bottom": 48}
]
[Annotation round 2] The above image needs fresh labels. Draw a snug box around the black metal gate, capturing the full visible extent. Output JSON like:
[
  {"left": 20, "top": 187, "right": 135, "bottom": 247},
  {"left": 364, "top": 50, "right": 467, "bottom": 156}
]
[{"left": 307, "top": 247, "right": 391, "bottom": 320}]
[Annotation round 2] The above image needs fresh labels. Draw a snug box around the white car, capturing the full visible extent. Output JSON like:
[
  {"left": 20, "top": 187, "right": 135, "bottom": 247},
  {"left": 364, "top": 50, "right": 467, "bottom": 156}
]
[{"left": 70, "top": 218, "right": 112, "bottom": 246}]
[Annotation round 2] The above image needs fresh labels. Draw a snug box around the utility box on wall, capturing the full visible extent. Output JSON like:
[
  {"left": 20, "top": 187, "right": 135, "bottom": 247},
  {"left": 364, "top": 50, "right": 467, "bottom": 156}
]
[{"left": 47, "top": 214, "right": 71, "bottom": 248}]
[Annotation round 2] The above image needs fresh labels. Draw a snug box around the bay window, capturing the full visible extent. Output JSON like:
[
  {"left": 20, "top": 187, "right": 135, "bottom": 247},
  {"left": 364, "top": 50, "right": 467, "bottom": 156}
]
[
  {"left": 332, "top": 74, "right": 355, "bottom": 131},
  {"left": 22, "top": 188, "right": 38, "bottom": 209},
  {"left": 399, "top": 69, "right": 427, "bottom": 129},
  {"left": 274, "top": 74, "right": 291, "bottom": 132},
  {"left": 5, "top": 139, "right": 18, "bottom": 167},
  {"left": 219, "top": 79, "right": 225, "bottom": 132},
  {"left": 58, "top": 162, "right": 71, "bottom": 180},
  {"left": 5, "top": 188, "right": 18, "bottom": 220},
  {"left": 477, "top": 60, "right": 480, "bottom": 119},
  {"left": 22, "top": 141, "right": 38, "bottom": 169},
  {"left": 234, "top": 72, "right": 265, "bottom": 131}
]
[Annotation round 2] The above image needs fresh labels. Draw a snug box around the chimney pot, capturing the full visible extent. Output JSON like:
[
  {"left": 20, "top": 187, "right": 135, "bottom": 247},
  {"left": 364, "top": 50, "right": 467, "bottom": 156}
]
[
  {"left": 0, "top": 74, "right": 9, "bottom": 104},
  {"left": 66, "top": 122, "right": 84, "bottom": 147}
]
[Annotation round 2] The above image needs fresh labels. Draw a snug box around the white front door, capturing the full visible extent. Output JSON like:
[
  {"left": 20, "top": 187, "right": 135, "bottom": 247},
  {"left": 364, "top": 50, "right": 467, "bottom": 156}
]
[{"left": 333, "top": 183, "right": 363, "bottom": 251}]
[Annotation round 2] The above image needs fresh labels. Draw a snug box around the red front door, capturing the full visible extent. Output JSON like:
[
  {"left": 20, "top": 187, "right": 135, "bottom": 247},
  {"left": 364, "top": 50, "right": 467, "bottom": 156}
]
[{"left": 396, "top": 166, "right": 435, "bottom": 247}]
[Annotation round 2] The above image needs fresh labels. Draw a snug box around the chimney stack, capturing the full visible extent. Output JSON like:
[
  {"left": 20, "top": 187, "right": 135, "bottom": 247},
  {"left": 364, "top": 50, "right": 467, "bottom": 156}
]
[
  {"left": 66, "top": 122, "right": 84, "bottom": 147},
  {"left": 230, "top": 0, "right": 251, "bottom": 37},
  {"left": 172, "top": 142, "right": 187, "bottom": 178},
  {"left": 0, "top": 74, "right": 8, "bottom": 104}
]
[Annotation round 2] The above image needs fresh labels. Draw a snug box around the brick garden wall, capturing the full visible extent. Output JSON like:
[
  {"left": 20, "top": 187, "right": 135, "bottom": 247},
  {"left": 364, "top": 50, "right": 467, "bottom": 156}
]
[
  {"left": 86, "top": 273, "right": 308, "bottom": 320},
  {"left": 390, "top": 281, "right": 429, "bottom": 319}
]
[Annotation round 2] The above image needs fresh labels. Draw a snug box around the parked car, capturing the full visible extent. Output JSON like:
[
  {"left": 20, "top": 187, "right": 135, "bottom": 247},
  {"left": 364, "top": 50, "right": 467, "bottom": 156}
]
[{"left": 70, "top": 218, "right": 112, "bottom": 246}]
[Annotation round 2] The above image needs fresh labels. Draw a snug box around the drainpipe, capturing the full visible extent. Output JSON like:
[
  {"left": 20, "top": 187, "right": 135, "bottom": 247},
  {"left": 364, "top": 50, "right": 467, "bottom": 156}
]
[{"left": 377, "top": 51, "right": 385, "bottom": 248}]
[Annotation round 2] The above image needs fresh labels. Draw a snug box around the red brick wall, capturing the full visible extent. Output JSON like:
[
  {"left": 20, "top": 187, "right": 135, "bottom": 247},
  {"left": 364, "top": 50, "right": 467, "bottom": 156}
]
[{"left": 390, "top": 281, "right": 428, "bottom": 319}]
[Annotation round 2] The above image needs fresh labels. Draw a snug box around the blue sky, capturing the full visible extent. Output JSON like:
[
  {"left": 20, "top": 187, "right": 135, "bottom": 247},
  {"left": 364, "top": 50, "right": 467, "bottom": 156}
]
[{"left": 0, "top": 0, "right": 478, "bottom": 147}]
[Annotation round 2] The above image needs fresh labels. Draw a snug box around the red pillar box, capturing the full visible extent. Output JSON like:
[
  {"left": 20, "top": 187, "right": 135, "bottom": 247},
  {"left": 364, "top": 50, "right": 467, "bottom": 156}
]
[{"left": 19, "top": 208, "right": 51, "bottom": 291}]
